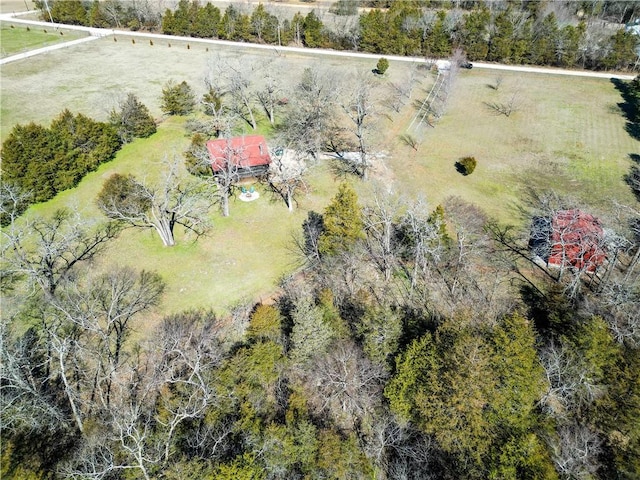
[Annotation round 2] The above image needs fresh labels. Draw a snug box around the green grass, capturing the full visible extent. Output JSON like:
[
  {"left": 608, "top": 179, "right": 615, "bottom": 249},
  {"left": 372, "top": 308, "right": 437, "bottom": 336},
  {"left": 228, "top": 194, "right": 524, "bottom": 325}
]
[
  {"left": 385, "top": 69, "right": 639, "bottom": 220},
  {"left": 2, "top": 36, "right": 638, "bottom": 321},
  {"left": 0, "top": 22, "right": 84, "bottom": 57},
  {"left": 21, "top": 116, "right": 342, "bottom": 318}
]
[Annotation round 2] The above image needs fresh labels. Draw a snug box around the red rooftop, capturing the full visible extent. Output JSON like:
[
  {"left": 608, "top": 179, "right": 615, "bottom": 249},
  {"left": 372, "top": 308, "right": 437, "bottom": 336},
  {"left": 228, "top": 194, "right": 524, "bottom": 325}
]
[
  {"left": 548, "top": 209, "right": 606, "bottom": 272},
  {"left": 206, "top": 135, "right": 271, "bottom": 178}
]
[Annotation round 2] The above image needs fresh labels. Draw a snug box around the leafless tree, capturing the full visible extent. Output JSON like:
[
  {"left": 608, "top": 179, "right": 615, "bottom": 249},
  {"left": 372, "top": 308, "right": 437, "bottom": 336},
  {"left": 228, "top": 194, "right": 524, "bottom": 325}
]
[
  {"left": 151, "top": 311, "right": 224, "bottom": 463},
  {"left": 256, "top": 66, "right": 281, "bottom": 126},
  {"left": 549, "top": 424, "right": 603, "bottom": 479},
  {"left": 267, "top": 149, "right": 309, "bottom": 212},
  {"left": 363, "top": 187, "right": 402, "bottom": 282},
  {"left": 50, "top": 268, "right": 164, "bottom": 409},
  {"left": 386, "top": 63, "right": 420, "bottom": 113},
  {"left": 339, "top": 71, "right": 377, "bottom": 179},
  {"left": 97, "top": 156, "right": 215, "bottom": 246},
  {"left": 279, "top": 67, "right": 339, "bottom": 159},
  {"left": 206, "top": 55, "right": 260, "bottom": 130},
  {"left": 540, "top": 339, "right": 608, "bottom": 421},
  {"left": 484, "top": 89, "right": 522, "bottom": 117},
  {"left": 304, "top": 340, "right": 386, "bottom": 432},
  {"left": 289, "top": 297, "right": 335, "bottom": 366},
  {"left": 0, "top": 320, "right": 67, "bottom": 435},
  {"left": 1, "top": 208, "right": 121, "bottom": 297},
  {"left": 399, "top": 198, "right": 445, "bottom": 291},
  {"left": 0, "top": 181, "right": 31, "bottom": 228},
  {"left": 206, "top": 137, "right": 249, "bottom": 218}
]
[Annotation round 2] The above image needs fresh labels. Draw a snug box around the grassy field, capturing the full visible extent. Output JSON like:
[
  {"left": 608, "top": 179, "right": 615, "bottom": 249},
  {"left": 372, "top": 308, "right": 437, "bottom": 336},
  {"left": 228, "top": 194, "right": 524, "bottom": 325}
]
[
  {"left": 2, "top": 35, "right": 638, "bottom": 318},
  {"left": 0, "top": 22, "right": 84, "bottom": 57}
]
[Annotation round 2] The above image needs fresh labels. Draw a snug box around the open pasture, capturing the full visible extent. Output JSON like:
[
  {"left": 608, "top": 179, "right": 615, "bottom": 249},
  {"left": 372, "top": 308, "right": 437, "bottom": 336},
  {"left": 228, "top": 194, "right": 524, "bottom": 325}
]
[
  {"left": 0, "top": 21, "right": 84, "bottom": 57},
  {"left": 2, "top": 34, "right": 638, "bottom": 316}
]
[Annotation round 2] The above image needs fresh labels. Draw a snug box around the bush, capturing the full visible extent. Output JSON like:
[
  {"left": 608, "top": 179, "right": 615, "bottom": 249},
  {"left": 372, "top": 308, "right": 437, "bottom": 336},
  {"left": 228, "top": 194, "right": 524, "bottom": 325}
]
[
  {"left": 455, "top": 156, "right": 477, "bottom": 176},
  {"left": 375, "top": 57, "right": 389, "bottom": 75}
]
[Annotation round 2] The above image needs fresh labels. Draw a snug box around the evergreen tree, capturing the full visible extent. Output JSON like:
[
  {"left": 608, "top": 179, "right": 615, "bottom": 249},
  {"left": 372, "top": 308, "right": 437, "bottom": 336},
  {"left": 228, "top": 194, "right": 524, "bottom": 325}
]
[
  {"left": 50, "top": 0, "right": 86, "bottom": 25},
  {"left": 488, "top": 9, "right": 515, "bottom": 63},
  {"left": 529, "top": 13, "right": 559, "bottom": 65},
  {"left": 423, "top": 11, "right": 451, "bottom": 58},
  {"left": 603, "top": 29, "right": 639, "bottom": 70},
  {"left": 302, "top": 11, "right": 324, "bottom": 48},
  {"left": 359, "top": 9, "right": 389, "bottom": 53},
  {"left": 109, "top": 93, "right": 156, "bottom": 143},
  {"left": 192, "top": 3, "right": 221, "bottom": 38},
  {"left": 462, "top": 7, "right": 490, "bottom": 61},
  {"left": 161, "top": 80, "right": 196, "bottom": 116},
  {"left": 87, "top": 0, "right": 108, "bottom": 28},
  {"left": 318, "top": 182, "right": 365, "bottom": 256}
]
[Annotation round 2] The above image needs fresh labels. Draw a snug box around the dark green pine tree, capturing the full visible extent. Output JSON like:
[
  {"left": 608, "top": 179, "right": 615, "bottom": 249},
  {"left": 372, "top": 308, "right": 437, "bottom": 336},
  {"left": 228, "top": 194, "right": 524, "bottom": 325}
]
[
  {"left": 359, "top": 9, "right": 389, "bottom": 54},
  {"left": 318, "top": 182, "right": 365, "bottom": 256},
  {"left": 160, "top": 80, "right": 196, "bottom": 116},
  {"left": 529, "top": 12, "right": 559, "bottom": 65},
  {"left": 302, "top": 11, "right": 324, "bottom": 48},
  {"left": 488, "top": 8, "right": 515, "bottom": 63},
  {"left": 110, "top": 93, "right": 156, "bottom": 143},
  {"left": 461, "top": 7, "right": 490, "bottom": 61},
  {"left": 192, "top": 3, "right": 221, "bottom": 38}
]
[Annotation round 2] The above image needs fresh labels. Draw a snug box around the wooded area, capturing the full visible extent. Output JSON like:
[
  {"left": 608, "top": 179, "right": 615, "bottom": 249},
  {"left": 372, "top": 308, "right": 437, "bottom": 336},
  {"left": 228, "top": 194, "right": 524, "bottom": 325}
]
[{"left": 2, "top": 171, "right": 639, "bottom": 478}]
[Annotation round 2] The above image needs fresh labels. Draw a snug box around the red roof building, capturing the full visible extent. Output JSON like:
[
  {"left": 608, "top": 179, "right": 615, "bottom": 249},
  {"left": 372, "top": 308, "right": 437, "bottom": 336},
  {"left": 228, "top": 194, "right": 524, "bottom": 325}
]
[
  {"left": 547, "top": 209, "right": 606, "bottom": 272},
  {"left": 206, "top": 135, "right": 271, "bottom": 178}
]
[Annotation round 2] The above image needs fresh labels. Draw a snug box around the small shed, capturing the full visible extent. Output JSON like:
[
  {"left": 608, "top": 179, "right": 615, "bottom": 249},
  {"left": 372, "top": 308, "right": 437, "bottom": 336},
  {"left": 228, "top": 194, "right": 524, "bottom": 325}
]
[
  {"left": 206, "top": 135, "right": 271, "bottom": 178},
  {"left": 547, "top": 209, "right": 606, "bottom": 272}
]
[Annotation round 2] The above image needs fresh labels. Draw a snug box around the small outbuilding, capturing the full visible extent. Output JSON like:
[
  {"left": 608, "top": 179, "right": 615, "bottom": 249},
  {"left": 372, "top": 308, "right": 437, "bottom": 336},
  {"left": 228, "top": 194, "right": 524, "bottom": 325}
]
[
  {"left": 546, "top": 209, "right": 606, "bottom": 272},
  {"left": 206, "top": 135, "right": 272, "bottom": 178}
]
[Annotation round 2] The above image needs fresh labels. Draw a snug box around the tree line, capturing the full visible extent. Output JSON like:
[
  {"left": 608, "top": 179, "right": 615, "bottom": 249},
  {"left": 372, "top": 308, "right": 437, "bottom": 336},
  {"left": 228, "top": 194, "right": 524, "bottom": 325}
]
[
  {"left": 2, "top": 177, "right": 639, "bottom": 478},
  {"left": 38, "top": 0, "right": 639, "bottom": 71},
  {"left": 1, "top": 96, "right": 156, "bottom": 225}
]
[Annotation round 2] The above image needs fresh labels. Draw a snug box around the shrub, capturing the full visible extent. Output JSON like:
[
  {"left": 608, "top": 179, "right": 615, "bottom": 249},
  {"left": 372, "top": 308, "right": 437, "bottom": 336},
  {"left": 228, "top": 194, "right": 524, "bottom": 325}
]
[
  {"left": 455, "top": 156, "right": 477, "bottom": 176},
  {"left": 375, "top": 57, "right": 389, "bottom": 75}
]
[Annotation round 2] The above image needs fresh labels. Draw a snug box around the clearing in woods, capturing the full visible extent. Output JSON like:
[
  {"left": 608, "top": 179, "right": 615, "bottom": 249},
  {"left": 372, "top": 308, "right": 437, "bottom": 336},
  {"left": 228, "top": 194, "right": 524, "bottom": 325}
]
[{"left": 1, "top": 31, "right": 638, "bottom": 317}]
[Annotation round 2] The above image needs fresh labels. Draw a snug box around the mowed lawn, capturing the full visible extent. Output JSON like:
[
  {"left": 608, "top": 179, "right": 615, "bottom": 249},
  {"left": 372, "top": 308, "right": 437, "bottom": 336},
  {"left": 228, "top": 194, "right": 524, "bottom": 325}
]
[
  {"left": 2, "top": 35, "right": 638, "bottom": 318},
  {"left": 0, "top": 22, "right": 84, "bottom": 58},
  {"left": 385, "top": 68, "right": 639, "bottom": 219},
  {"left": 21, "top": 116, "right": 338, "bottom": 319}
]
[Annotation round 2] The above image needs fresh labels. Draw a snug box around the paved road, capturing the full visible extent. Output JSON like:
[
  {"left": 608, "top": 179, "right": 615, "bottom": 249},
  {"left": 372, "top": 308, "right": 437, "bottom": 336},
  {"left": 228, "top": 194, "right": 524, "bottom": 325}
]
[{"left": 0, "top": 10, "right": 636, "bottom": 80}]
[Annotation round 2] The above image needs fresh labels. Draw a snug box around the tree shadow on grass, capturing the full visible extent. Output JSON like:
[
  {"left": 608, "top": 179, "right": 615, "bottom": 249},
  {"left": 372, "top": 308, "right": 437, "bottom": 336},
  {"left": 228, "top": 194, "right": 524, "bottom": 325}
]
[
  {"left": 624, "top": 153, "right": 640, "bottom": 202},
  {"left": 611, "top": 78, "right": 640, "bottom": 141}
]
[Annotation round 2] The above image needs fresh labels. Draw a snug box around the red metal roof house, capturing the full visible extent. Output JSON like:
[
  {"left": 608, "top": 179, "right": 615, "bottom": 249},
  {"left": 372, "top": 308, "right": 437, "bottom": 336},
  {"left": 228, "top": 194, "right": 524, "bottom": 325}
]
[
  {"left": 206, "top": 135, "right": 271, "bottom": 178},
  {"left": 547, "top": 209, "right": 606, "bottom": 272}
]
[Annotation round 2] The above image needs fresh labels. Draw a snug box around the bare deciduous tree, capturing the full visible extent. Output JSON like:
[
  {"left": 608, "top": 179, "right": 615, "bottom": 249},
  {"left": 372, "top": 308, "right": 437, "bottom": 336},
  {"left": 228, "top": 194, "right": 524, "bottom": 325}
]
[
  {"left": 304, "top": 340, "right": 386, "bottom": 431},
  {"left": 97, "top": 156, "right": 215, "bottom": 246},
  {"left": 279, "top": 67, "right": 339, "bottom": 159},
  {"left": 1, "top": 208, "right": 121, "bottom": 297},
  {"left": 152, "top": 311, "right": 223, "bottom": 463},
  {"left": 267, "top": 149, "right": 308, "bottom": 212},
  {"left": 363, "top": 188, "right": 402, "bottom": 281},
  {"left": 549, "top": 424, "right": 603, "bottom": 479},
  {"left": 340, "top": 72, "right": 377, "bottom": 179}
]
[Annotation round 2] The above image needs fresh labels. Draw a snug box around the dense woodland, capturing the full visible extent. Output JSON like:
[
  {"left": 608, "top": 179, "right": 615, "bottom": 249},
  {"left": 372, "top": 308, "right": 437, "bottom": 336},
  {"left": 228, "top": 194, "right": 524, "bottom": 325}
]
[
  {"left": 2, "top": 172, "right": 640, "bottom": 478},
  {"left": 38, "top": 0, "right": 639, "bottom": 71}
]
